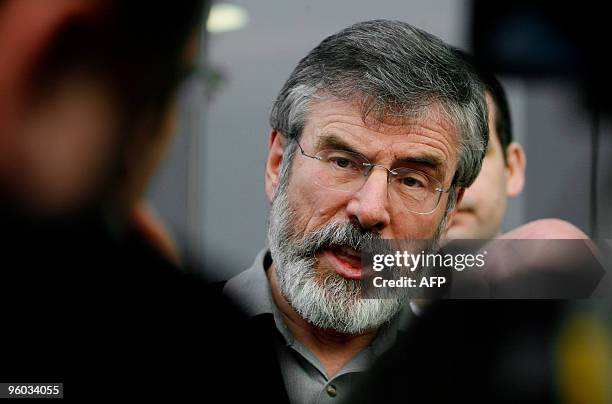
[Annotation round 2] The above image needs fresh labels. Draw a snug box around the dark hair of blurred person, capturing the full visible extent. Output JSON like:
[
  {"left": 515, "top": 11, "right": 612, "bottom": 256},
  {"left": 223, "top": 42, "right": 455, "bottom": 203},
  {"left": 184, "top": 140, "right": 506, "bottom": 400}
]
[
  {"left": 446, "top": 49, "right": 526, "bottom": 240},
  {"left": 0, "top": 2, "right": 278, "bottom": 400}
]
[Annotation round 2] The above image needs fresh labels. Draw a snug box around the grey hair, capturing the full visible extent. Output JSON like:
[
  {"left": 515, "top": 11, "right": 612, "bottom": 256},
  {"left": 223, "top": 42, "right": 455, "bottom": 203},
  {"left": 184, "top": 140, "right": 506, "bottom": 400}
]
[{"left": 269, "top": 19, "right": 488, "bottom": 188}]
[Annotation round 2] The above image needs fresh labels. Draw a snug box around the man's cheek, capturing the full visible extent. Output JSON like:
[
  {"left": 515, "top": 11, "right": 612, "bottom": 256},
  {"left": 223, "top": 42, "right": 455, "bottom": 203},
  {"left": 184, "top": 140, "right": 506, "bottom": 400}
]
[
  {"left": 394, "top": 214, "right": 439, "bottom": 239},
  {"left": 308, "top": 191, "right": 348, "bottom": 223}
]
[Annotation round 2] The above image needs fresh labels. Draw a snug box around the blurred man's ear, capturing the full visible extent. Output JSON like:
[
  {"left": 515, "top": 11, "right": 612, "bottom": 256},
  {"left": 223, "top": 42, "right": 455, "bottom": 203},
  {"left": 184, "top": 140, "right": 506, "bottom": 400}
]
[
  {"left": 264, "top": 129, "right": 285, "bottom": 203},
  {"left": 505, "top": 142, "right": 526, "bottom": 198}
]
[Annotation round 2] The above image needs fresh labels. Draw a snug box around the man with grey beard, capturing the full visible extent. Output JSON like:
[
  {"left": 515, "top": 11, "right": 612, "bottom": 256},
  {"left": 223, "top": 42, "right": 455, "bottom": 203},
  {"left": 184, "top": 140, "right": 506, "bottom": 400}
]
[{"left": 223, "top": 19, "right": 488, "bottom": 403}]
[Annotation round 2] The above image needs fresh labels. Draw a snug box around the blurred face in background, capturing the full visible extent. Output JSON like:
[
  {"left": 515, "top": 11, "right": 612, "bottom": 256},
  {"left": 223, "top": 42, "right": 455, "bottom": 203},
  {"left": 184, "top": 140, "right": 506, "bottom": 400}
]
[
  {"left": 14, "top": 69, "right": 122, "bottom": 213},
  {"left": 446, "top": 92, "right": 525, "bottom": 240},
  {"left": 16, "top": 71, "right": 181, "bottom": 215},
  {"left": 0, "top": 0, "right": 198, "bottom": 216},
  {"left": 0, "top": 1, "right": 117, "bottom": 214}
]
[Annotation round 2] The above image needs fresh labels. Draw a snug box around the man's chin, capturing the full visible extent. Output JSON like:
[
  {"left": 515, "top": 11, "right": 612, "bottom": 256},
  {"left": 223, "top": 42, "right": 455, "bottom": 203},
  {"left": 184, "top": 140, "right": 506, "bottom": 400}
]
[{"left": 281, "top": 260, "right": 404, "bottom": 335}]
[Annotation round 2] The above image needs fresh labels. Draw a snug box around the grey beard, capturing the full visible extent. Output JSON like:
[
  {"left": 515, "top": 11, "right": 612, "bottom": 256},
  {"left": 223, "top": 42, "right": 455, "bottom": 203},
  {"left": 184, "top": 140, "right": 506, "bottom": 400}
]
[{"left": 267, "top": 180, "right": 444, "bottom": 335}]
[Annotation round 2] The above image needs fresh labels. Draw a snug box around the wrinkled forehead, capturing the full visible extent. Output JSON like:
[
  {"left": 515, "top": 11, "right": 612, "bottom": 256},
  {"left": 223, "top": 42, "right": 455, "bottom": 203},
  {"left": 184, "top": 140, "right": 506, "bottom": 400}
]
[{"left": 303, "top": 95, "right": 458, "bottom": 139}]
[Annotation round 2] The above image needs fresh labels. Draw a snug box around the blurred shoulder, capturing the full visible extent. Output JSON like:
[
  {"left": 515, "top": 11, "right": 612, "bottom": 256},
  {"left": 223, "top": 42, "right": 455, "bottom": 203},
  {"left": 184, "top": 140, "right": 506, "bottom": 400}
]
[{"left": 500, "top": 218, "right": 588, "bottom": 239}]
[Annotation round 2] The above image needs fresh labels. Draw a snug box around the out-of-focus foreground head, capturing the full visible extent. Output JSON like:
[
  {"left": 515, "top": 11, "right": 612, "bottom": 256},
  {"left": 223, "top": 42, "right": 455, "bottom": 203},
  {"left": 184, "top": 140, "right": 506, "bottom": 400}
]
[
  {"left": 446, "top": 50, "right": 526, "bottom": 239},
  {"left": 0, "top": 0, "right": 206, "bottom": 217}
]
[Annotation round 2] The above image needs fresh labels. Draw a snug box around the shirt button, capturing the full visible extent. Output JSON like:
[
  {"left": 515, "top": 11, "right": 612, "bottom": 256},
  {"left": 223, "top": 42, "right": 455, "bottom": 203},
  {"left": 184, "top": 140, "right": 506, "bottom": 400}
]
[{"left": 326, "top": 384, "right": 337, "bottom": 397}]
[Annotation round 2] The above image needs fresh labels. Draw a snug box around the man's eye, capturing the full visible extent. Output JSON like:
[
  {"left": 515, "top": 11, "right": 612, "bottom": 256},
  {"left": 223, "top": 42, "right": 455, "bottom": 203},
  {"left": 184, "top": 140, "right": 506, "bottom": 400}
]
[
  {"left": 331, "top": 157, "right": 355, "bottom": 169},
  {"left": 401, "top": 176, "right": 425, "bottom": 188}
]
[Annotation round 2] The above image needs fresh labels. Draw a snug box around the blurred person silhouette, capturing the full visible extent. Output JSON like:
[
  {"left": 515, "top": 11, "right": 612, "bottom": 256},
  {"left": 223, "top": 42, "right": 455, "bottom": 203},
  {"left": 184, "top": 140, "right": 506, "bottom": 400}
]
[{"left": 0, "top": 2, "right": 278, "bottom": 401}]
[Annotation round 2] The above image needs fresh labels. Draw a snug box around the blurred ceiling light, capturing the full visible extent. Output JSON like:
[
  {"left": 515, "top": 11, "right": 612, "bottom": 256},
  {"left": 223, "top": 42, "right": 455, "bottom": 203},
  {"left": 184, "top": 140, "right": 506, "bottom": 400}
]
[{"left": 206, "top": 3, "right": 249, "bottom": 33}]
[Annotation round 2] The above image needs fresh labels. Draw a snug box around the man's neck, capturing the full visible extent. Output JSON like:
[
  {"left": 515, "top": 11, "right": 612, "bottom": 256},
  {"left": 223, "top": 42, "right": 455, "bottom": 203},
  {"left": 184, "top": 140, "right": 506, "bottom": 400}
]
[{"left": 267, "top": 265, "right": 378, "bottom": 378}]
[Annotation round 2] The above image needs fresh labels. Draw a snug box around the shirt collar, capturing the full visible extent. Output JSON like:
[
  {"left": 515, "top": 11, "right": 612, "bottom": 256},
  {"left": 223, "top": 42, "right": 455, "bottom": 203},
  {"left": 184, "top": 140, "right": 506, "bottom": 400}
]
[{"left": 223, "top": 248, "right": 275, "bottom": 318}]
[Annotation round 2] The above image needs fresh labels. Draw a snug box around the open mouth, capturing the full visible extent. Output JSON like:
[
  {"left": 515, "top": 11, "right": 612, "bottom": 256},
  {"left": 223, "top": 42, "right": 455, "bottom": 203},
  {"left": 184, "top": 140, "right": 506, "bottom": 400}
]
[{"left": 322, "top": 245, "right": 363, "bottom": 280}]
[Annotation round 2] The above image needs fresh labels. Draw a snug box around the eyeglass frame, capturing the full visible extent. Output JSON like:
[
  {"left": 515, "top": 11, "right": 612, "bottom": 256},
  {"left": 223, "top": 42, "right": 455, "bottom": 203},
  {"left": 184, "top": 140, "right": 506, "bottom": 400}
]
[{"left": 295, "top": 139, "right": 453, "bottom": 215}]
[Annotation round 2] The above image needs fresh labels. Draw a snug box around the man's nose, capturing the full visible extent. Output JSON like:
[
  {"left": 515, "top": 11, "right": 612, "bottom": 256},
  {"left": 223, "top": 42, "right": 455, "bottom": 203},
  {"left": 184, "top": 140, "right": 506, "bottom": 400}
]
[{"left": 345, "top": 168, "right": 391, "bottom": 233}]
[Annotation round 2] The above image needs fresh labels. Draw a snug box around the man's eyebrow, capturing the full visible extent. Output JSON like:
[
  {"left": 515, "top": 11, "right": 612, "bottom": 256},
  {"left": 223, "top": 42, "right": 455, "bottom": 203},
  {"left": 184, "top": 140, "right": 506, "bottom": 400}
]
[
  {"left": 396, "top": 154, "right": 446, "bottom": 180},
  {"left": 315, "top": 134, "right": 364, "bottom": 154},
  {"left": 396, "top": 154, "right": 443, "bottom": 169}
]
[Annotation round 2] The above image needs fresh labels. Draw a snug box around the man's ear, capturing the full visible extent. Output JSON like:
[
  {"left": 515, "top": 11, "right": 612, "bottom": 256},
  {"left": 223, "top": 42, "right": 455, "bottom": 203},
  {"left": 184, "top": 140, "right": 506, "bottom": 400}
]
[
  {"left": 505, "top": 142, "right": 526, "bottom": 198},
  {"left": 264, "top": 129, "right": 286, "bottom": 203}
]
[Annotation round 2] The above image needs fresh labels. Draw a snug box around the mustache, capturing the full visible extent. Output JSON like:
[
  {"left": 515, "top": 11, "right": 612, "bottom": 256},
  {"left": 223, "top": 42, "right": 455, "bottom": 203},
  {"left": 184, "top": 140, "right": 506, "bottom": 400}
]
[{"left": 292, "top": 221, "right": 395, "bottom": 258}]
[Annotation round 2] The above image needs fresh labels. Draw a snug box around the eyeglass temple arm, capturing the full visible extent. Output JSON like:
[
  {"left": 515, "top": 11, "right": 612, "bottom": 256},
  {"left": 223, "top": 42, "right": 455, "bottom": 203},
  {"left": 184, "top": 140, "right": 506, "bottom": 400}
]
[{"left": 296, "top": 141, "right": 321, "bottom": 160}]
